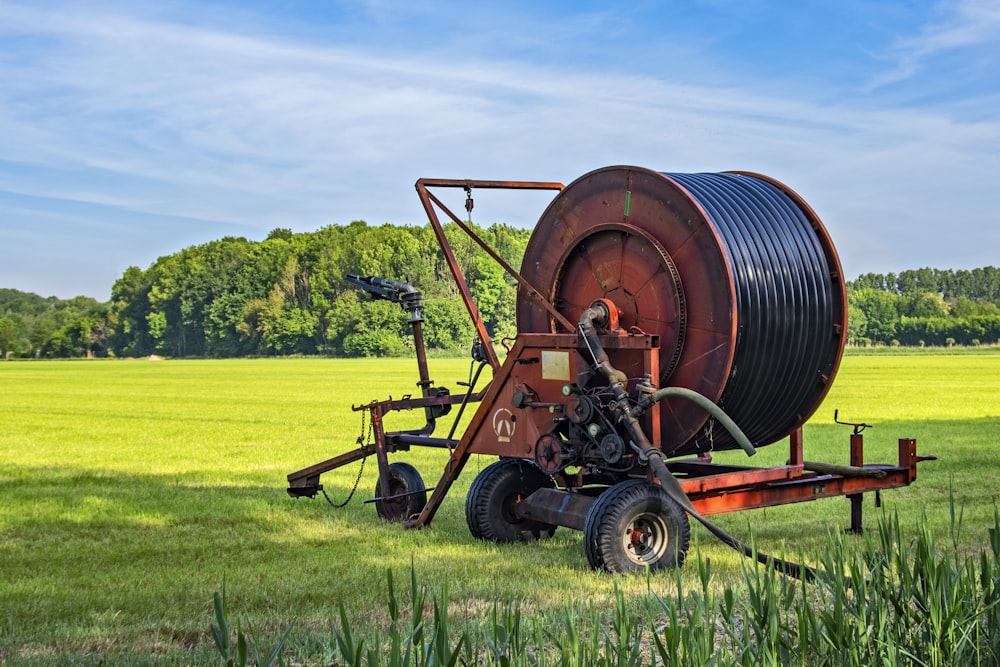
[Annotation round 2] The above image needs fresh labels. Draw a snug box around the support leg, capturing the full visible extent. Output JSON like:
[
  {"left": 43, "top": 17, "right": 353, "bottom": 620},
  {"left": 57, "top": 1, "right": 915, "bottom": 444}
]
[{"left": 847, "top": 431, "right": 864, "bottom": 534}]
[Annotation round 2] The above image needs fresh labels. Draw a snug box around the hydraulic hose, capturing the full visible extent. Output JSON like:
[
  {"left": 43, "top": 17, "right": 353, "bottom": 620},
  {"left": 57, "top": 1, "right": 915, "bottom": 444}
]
[{"left": 635, "top": 387, "right": 757, "bottom": 457}]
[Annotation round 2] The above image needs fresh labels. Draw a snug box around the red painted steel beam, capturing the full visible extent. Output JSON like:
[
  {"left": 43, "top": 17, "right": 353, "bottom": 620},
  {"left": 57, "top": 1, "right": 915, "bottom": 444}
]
[
  {"left": 416, "top": 178, "right": 564, "bottom": 190},
  {"left": 686, "top": 467, "right": 916, "bottom": 516},
  {"left": 416, "top": 183, "right": 499, "bottom": 369}
]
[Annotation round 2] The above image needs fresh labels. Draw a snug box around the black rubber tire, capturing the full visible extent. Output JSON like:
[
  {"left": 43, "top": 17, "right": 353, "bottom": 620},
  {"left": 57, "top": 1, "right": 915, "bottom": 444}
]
[
  {"left": 374, "top": 461, "right": 427, "bottom": 522},
  {"left": 583, "top": 480, "right": 690, "bottom": 573},
  {"left": 465, "top": 458, "right": 557, "bottom": 542}
]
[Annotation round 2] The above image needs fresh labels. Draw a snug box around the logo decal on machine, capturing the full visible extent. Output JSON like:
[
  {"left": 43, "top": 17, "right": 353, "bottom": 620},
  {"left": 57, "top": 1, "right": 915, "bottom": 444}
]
[{"left": 492, "top": 408, "right": 515, "bottom": 443}]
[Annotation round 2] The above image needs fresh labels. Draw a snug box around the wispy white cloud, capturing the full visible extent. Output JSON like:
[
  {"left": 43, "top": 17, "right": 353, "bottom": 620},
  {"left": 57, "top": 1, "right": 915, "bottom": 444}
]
[{"left": 870, "top": 0, "right": 1000, "bottom": 88}]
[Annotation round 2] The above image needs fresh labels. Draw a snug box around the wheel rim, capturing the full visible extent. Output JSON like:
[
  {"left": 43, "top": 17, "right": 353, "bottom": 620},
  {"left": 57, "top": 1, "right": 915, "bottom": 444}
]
[
  {"left": 376, "top": 462, "right": 426, "bottom": 522},
  {"left": 381, "top": 477, "right": 408, "bottom": 519},
  {"left": 621, "top": 512, "right": 670, "bottom": 565},
  {"left": 500, "top": 491, "right": 525, "bottom": 526},
  {"left": 466, "top": 459, "right": 557, "bottom": 542}
]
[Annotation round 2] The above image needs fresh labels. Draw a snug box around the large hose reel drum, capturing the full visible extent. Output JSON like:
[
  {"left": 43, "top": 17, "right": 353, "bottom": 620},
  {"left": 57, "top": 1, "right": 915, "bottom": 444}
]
[{"left": 516, "top": 166, "right": 848, "bottom": 457}]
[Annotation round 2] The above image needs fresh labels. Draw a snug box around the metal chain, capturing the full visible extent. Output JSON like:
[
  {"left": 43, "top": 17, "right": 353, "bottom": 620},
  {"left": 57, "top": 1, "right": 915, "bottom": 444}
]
[{"left": 321, "top": 408, "right": 372, "bottom": 509}]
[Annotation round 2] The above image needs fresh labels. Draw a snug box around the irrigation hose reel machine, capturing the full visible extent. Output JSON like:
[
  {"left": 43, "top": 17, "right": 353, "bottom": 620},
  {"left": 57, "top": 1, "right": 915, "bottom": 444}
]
[{"left": 287, "top": 166, "right": 935, "bottom": 575}]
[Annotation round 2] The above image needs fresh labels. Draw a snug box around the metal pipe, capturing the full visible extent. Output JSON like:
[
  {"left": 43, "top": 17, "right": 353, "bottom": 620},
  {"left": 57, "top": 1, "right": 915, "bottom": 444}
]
[
  {"left": 577, "top": 301, "right": 627, "bottom": 386},
  {"left": 447, "top": 361, "right": 488, "bottom": 441}
]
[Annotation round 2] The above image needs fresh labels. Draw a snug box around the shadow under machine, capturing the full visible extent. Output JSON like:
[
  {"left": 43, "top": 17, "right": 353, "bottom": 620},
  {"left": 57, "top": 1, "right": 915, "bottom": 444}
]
[{"left": 287, "top": 166, "right": 934, "bottom": 574}]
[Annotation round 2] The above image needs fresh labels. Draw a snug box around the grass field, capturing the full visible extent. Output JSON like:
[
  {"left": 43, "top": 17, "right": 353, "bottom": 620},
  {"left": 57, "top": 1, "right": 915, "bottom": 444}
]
[{"left": 1, "top": 351, "right": 999, "bottom": 663}]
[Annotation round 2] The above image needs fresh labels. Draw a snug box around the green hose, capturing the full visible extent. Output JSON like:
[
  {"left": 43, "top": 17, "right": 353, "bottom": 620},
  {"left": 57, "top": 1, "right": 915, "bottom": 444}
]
[{"left": 643, "top": 387, "right": 757, "bottom": 457}]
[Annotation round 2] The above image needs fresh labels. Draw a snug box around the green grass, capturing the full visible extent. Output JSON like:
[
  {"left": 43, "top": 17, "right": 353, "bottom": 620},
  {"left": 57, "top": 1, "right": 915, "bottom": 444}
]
[{"left": 1, "top": 353, "right": 998, "bottom": 663}]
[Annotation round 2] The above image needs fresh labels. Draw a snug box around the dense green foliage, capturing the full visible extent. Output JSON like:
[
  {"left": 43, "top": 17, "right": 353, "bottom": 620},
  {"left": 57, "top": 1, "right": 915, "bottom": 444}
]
[
  {"left": 1, "top": 222, "right": 530, "bottom": 358},
  {"left": 0, "top": 288, "right": 108, "bottom": 358},
  {"left": 847, "top": 267, "right": 1000, "bottom": 347},
  {"left": 3, "top": 223, "right": 998, "bottom": 357}
]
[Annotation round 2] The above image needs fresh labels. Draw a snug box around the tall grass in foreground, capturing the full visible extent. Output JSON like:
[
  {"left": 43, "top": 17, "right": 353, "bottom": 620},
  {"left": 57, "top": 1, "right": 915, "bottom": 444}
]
[{"left": 214, "top": 508, "right": 1000, "bottom": 667}]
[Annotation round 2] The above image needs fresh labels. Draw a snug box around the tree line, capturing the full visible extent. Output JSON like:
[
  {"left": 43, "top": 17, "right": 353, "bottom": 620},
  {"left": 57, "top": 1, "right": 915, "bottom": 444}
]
[
  {"left": 1, "top": 221, "right": 529, "bottom": 359},
  {"left": 2, "top": 225, "right": 998, "bottom": 358},
  {"left": 847, "top": 267, "right": 1000, "bottom": 347},
  {"left": 0, "top": 289, "right": 109, "bottom": 358}
]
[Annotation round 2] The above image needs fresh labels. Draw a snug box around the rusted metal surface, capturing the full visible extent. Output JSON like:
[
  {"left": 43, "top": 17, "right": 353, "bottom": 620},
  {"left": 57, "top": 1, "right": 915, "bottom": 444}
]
[
  {"left": 518, "top": 167, "right": 736, "bottom": 454},
  {"left": 403, "top": 330, "right": 662, "bottom": 528},
  {"left": 404, "top": 333, "right": 590, "bottom": 528},
  {"left": 287, "top": 443, "right": 377, "bottom": 497},
  {"left": 675, "top": 436, "right": 927, "bottom": 522}
]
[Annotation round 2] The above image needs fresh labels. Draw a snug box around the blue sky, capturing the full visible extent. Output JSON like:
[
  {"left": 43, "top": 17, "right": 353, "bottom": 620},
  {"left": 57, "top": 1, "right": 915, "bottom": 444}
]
[{"left": 1, "top": 0, "right": 998, "bottom": 300}]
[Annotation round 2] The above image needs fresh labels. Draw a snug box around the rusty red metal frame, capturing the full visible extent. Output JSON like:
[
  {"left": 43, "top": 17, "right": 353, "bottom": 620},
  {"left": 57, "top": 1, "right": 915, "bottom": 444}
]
[
  {"left": 676, "top": 436, "right": 927, "bottom": 515},
  {"left": 403, "top": 331, "right": 662, "bottom": 528}
]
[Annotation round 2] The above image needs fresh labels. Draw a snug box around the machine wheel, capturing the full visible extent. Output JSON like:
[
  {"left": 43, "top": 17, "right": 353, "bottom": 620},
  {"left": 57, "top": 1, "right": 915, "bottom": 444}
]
[
  {"left": 466, "top": 458, "right": 557, "bottom": 542},
  {"left": 374, "top": 462, "right": 427, "bottom": 522},
  {"left": 584, "top": 480, "right": 690, "bottom": 573}
]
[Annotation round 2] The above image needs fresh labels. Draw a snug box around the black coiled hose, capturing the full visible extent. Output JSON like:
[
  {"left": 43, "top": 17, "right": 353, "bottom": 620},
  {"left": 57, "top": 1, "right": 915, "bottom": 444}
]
[{"left": 665, "top": 172, "right": 841, "bottom": 450}]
